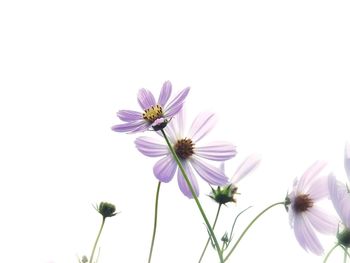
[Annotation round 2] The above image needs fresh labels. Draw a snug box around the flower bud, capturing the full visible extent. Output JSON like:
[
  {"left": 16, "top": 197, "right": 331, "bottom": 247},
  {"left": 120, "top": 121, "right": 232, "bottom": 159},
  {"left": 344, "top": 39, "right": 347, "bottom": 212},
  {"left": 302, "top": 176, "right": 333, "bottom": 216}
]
[
  {"left": 337, "top": 227, "right": 350, "bottom": 247},
  {"left": 95, "top": 202, "right": 117, "bottom": 218},
  {"left": 209, "top": 184, "right": 238, "bottom": 205}
]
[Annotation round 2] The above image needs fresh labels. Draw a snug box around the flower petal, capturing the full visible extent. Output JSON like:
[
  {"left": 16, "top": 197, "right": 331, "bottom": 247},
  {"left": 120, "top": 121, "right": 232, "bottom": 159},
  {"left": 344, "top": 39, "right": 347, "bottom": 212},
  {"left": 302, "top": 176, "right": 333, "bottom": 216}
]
[
  {"left": 190, "top": 157, "right": 229, "bottom": 185},
  {"left": 297, "top": 161, "right": 327, "bottom": 193},
  {"left": 306, "top": 206, "right": 338, "bottom": 234},
  {"left": 117, "top": 110, "right": 142, "bottom": 122},
  {"left": 112, "top": 120, "right": 148, "bottom": 133},
  {"left": 135, "top": 136, "right": 168, "bottom": 157},
  {"left": 164, "top": 87, "right": 190, "bottom": 118},
  {"left": 231, "top": 154, "right": 261, "bottom": 184},
  {"left": 345, "top": 141, "right": 350, "bottom": 181},
  {"left": 195, "top": 142, "right": 237, "bottom": 161},
  {"left": 187, "top": 112, "right": 217, "bottom": 143},
  {"left": 158, "top": 81, "right": 172, "bottom": 106},
  {"left": 177, "top": 161, "right": 199, "bottom": 198},
  {"left": 153, "top": 155, "right": 177, "bottom": 183},
  {"left": 137, "top": 88, "right": 156, "bottom": 110},
  {"left": 328, "top": 175, "right": 350, "bottom": 228},
  {"left": 293, "top": 215, "right": 324, "bottom": 255},
  {"left": 307, "top": 175, "right": 329, "bottom": 201}
]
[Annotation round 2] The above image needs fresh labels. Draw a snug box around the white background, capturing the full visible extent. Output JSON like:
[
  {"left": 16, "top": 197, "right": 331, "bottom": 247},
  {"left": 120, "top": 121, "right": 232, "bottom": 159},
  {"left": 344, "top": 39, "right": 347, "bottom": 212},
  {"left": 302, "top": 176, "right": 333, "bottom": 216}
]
[{"left": 1, "top": 1, "right": 350, "bottom": 262}]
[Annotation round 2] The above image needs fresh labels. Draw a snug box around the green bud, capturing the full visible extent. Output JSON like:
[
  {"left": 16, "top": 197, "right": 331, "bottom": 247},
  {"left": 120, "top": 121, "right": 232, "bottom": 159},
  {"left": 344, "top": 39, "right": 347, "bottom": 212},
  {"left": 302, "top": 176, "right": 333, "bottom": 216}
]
[
  {"left": 95, "top": 202, "right": 118, "bottom": 218},
  {"left": 209, "top": 184, "right": 238, "bottom": 205},
  {"left": 337, "top": 227, "right": 350, "bottom": 247},
  {"left": 81, "top": 256, "right": 88, "bottom": 263}
]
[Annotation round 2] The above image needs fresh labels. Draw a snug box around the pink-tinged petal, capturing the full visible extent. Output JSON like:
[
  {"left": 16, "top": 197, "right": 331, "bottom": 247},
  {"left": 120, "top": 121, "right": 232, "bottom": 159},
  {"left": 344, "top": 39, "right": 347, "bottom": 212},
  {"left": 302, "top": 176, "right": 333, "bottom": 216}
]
[
  {"left": 195, "top": 142, "right": 237, "bottom": 161},
  {"left": 135, "top": 136, "right": 168, "bottom": 157},
  {"left": 328, "top": 175, "right": 350, "bottom": 228},
  {"left": 190, "top": 157, "right": 229, "bottom": 185},
  {"left": 187, "top": 112, "right": 217, "bottom": 143},
  {"left": 307, "top": 176, "right": 328, "bottom": 200},
  {"left": 177, "top": 161, "right": 199, "bottom": 198},
  {"left": 231, "top": 154, "right": 261, "bottom": 184},
  {"left": 153, "top": 155, "right": 177, "bottom": 183},
  {"left": 158, "top": 81, "right": 172, "bottom": 106},
  {"left": 117, "top": 110, "right": 142, "bottom": 122},
  {"left": 294, "top": 215, "right": 324, "bottom": 255},
  {"left": 345, "top": 141, "right": 350, "bottom": 181},
  {"left": 164, "top": 87, "right": 190, "bottom": 118},
  {"left": 220, "top": 162, "right": 225, "bottom": 173},
  {"left": 137, "top": 88, "right": 156, "bottom": 110},
  {"left": 297, "top": 161, "right": 327, "bottom": 193},
  {"left": 111, "top": 120, "right": 148, "bottom": 133},
  {"left": 306, "top": 206, "right": 338, "bottom": 234}
]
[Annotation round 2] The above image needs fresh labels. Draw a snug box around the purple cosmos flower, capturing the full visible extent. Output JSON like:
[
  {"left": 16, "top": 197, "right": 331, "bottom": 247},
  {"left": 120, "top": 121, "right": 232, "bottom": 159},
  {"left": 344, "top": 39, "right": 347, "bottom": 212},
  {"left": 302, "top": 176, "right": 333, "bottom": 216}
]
[
  {"left": 345, "top": 141, "right": 350, "bottom": 181},
  {"left": 135, "top": 109, "right": 237, "bottom": 198},
  {"left": 285, "top": 161, "right": 338, "bottom": 255},
  {"left": 112, "top": 81, "right": 190, "bottom": 133}
]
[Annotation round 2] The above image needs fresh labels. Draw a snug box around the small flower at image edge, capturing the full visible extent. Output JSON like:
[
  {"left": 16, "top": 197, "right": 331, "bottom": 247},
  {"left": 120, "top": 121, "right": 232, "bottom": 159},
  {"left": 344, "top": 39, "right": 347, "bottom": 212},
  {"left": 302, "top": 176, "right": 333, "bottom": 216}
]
[
  {"left": 112, "top": 81, "right": 190, "bottom": 133},
  {"left": 135, "top": 109, "right": 236, "bottom": 198},
  {"left": 210, "top": 154, "right": 261, "bottom": 205},
  {"left": 285, "top": 161, "right": 338, "bottom": 255},
  {"left": 95, "top": 202, "right": 118, "bottom": 218}
]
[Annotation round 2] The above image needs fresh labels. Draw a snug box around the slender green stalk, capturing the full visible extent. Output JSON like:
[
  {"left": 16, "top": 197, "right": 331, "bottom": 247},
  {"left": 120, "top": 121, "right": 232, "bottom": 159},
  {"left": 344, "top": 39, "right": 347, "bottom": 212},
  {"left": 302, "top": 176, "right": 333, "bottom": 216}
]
[
  {"left": 323, "top": 243, "right": 339, "bottom": 263},
  {"left": 198, "top": 204, "right": 222, "bottom": 263},
  {"left": 148, "top": 182, "right": 162, "bottom": 263},
  {"left": 160, "top": 129, "right": 224, "bottom": 263},
  {"left": 89, "top": 217, "right": 105, "bottom": 263},
  {"left": 224, "top": 202, "right": 284, "bottom": 262},
  {"left": 345, "top": 247, "right": 347, "bottom": 263}
]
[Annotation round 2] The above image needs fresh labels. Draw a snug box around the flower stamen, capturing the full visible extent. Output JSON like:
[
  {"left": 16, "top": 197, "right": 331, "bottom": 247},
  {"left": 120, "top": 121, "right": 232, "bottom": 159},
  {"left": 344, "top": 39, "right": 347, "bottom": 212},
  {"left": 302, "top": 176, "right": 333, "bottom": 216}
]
[
  {"left": 143, "top": 105, "right": 163, "bottom": 123},
  {"left": 174, "top": 138, "right": 194, "bottom": 159},
  {"left": 293, "top": 194, "right": 313, "bottom": 213}
]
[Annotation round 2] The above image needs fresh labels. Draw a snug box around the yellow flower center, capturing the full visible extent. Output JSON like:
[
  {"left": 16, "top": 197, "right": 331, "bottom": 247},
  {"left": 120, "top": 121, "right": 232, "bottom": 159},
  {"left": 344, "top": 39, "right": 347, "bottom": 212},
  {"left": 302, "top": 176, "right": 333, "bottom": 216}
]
[{"left": 143, "top": 105, "right": 163, "bottom": 123}]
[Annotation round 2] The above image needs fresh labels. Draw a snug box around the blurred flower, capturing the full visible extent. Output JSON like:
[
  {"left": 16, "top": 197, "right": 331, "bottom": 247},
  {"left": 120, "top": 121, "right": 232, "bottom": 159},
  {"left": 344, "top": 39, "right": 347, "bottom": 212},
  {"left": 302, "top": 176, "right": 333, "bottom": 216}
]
[
  {"left": 285, "top": 161, "right": 338, "bottom": 255},
  {"left": 112, "top": 81, "right": 190, "bottom": 133},
  {"left": 135, "top": 110, "right": 236, "bottom": 198},
  {"left": 95, "top": 202, "right": 118, "bottom": 218},
  {"left": 210, "top": 154, "right": 261, "bottom": 205},
  {"left": 345, "top": 141, "right": 350, "bottom": 181},
  {"left": 328, "top": 174, "right": 350, "bottom": 247}
]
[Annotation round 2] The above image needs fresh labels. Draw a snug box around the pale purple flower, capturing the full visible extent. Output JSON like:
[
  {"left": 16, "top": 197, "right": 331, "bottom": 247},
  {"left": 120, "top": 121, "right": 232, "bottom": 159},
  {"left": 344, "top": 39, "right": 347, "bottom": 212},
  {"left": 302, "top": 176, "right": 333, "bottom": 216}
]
[
  {"left": 328, "top": 174, "right": 350, "bottom": 229},
  {"left": 135, "top": 110, "right": 236, "bottom": 198},
  {"left": 112, "top": 81, "right": 190, "bottom": 133},
  {"left": 230, "top": 153, "right": 261, "bottom": 185},
  {"left": 286, "top": 161, "right": 338, "bottom": 255},
  {"left": 345, "top": 141, "right": 350, "bottom": 181}
]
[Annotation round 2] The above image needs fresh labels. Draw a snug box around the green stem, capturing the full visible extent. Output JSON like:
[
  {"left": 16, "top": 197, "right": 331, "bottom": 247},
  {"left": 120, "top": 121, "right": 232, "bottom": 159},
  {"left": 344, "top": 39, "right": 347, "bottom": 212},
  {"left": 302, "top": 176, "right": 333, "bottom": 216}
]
[
  {"left": 160, "top": 129, "right": 224, "bottom": 263},
  {"left": 323, "top": 243, "right": 339, "bottom": 263},
  {"left": 89, "top": 217, "right": 105, "bottom": 263},
  {"left": 345, "top": 248, "right": 347, "bottom": 263},
  {"left": 198, "top": 204, "right": 222, "bottom": 263},
  {"left": 224, "top": 202, "right": 284, "bottom": 262},
  {"left": 148, "top": 182, "right": 162, "bottom": 263}
]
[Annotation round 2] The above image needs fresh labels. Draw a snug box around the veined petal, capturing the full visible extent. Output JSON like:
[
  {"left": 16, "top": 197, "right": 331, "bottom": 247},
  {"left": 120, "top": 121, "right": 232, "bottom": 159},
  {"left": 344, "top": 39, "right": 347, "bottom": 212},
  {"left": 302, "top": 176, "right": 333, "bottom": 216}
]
[
  {"left": 195, "top": 142, "right": 237, "bottom": 161},
  {"left": 153, "top": 155, "right": 177, "bottom": 183},
  {"left": 231, "top": 154, "right": 261, "bottom": 184},
  {"left": 164, "top": 87, "right": 190, "bottom": 118},
  {"left": 158, "top": 81, "right": 172, "bottom": 106},
  {"left": 328, "top": 175, "right": 350, "bottom": 228},
  {"left": 137, "top": 88, "right": 156, "bottom": 110},
  {"left": 135, "top": 136, "right": 168, "bottom": 157},
  {"left": 294, "top": 215, "right": 324, "bottom": 255},
  {"left": 112, "top": 120, "right": 147, "bottom": 133},
  {"left": 188, "top": 112, "right": 217, "bottom": 143},
  {"left": 190, "top": 157, "right": 229, "bottom": 185},
  {"left": 177, "top": 161, "right": 199, "bottom": 198},
  {"left": 345, "top": 141, "right": 350, "bottom": 181},
  {"left": 297, "top": 161, "right": 327, "bottom": 194},
  {"left": 117, "top": 110, "right": 142, "bottom": 122},
  {"left": 307, "top": 176, "right": 328, "bottom": 200},
  {"left": 306, "top": 206, "right": 338, "bottom": 234}
]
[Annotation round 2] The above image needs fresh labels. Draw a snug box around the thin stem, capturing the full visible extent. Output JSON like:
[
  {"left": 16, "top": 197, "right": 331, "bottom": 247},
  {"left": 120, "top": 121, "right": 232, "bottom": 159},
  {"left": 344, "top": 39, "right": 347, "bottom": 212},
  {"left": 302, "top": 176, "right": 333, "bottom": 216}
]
[
  {"left": 323, "top": 243, "right": 339, "bottom": 263},
  {"left": 89, "top": 217, "right": 105, "bottom": 263},
  {"left": 345, "top": 248, "right": 347, "bottom": 263},
  {"left": 148, "top": 182, "right": 162, "bottom": 263},
  {"left": 160, "top": 129, "right": 224, "bottom": 263},
  {"left": 198, "top": 204, "right": 222, "bottom": 263},
  {"left": 224, "top": 202, "right": 284, "bottom": 262}
]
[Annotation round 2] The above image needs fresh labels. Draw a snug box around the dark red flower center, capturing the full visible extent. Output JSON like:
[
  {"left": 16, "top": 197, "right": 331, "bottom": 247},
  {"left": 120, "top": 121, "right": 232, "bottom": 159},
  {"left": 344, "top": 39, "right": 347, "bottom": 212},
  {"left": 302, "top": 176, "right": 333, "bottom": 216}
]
[
  {"left": 174, "top": 138, "right": 194, "bottom": 159},
  {"left": 293, "top": 194, "right": 313, "bottom": 213}
]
